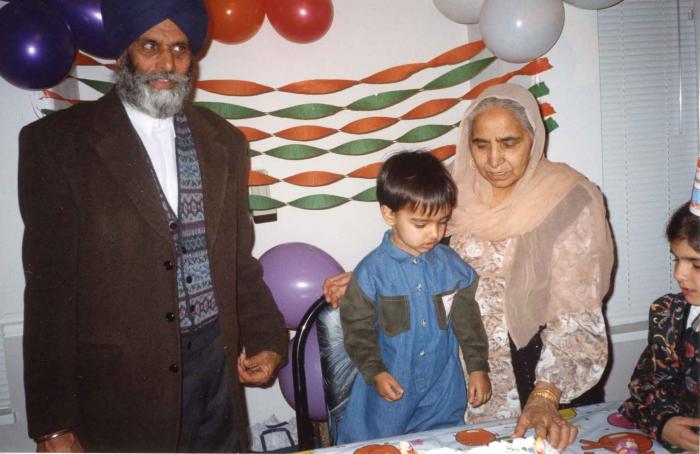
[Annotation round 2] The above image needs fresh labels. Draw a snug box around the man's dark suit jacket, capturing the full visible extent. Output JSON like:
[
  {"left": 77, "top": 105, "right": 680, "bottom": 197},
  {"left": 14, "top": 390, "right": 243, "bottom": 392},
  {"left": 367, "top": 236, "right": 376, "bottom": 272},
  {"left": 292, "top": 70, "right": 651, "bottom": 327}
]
[{"left": 18, "top": 90, "right": 289, "bottom": 452}]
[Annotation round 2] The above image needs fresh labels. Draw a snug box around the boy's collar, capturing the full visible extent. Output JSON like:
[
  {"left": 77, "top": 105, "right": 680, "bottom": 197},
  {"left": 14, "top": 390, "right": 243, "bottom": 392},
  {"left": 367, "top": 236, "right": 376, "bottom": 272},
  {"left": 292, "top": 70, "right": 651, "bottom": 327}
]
[{"left": 380, "top": 230, "right": 438, "bottom": 263}]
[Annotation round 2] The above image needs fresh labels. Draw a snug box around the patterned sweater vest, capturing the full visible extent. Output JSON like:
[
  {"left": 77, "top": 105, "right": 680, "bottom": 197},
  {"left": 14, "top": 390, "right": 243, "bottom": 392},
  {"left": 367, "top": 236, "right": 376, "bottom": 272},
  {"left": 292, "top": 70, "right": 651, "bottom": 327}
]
[{"left": 154, "top": 114, "right": 219, "bottom": 333}]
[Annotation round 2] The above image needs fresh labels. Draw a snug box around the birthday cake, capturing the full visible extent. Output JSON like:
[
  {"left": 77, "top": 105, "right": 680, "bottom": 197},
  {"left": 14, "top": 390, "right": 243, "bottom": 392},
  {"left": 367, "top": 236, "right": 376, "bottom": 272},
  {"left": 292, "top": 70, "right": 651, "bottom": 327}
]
[{"left": 396, "top": 436, "right": 559, "bottom": 454}]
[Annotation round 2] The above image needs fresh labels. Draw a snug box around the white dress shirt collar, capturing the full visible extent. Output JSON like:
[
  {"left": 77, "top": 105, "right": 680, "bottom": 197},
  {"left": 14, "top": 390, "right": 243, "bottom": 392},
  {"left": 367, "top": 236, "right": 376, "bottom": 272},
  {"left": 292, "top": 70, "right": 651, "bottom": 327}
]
[{"left": 122, "top": 101, "right": 179, "bottom": 216}]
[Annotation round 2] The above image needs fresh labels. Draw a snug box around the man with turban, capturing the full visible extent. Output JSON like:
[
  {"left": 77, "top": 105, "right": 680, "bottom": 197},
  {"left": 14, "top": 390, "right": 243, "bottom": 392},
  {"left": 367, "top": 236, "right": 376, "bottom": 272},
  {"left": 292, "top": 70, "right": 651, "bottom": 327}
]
[{"left": 18, "top": 0, "right": 288, "bottom": 451}]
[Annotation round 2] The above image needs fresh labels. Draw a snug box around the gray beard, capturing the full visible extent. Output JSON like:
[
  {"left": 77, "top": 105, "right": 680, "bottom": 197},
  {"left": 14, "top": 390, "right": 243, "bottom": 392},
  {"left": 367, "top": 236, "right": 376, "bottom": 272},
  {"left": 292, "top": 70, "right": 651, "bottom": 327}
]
[{"left": 114, "top": 55, "right": 193, "bottom": 119}]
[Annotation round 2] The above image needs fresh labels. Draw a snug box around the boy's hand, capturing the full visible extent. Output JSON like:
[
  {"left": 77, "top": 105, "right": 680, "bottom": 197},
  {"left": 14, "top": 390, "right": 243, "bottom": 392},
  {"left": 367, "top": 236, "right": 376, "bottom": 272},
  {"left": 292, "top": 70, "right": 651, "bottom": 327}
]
[
  {"left": 374, "top": 371, "right": 404, "bottom": 401},
  {"left": 662, "top": 416, "right": 700, "bottom": 454},
  {"left": 468, "top": 370, "right": 491, "bottom": 407}
]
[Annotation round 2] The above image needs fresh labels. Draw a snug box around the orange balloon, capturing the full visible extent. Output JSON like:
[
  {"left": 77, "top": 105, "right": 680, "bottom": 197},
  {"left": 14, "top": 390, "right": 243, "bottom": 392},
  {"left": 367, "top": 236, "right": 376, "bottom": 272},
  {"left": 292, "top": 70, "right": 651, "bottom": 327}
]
[{"left": 205, "top": 0, "right": 265, "bottom": 44}]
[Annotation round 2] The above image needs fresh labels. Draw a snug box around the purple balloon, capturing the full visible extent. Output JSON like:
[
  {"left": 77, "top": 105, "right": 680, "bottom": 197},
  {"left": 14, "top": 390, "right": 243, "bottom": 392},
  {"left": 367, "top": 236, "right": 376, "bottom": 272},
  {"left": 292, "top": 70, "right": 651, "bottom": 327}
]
[
  {"left": 278, "top": 327, "right": 326, "bottom": 421},
  {"left": 48, "top": 0, "right": 117, "bottom": 59},
  {"left": 260, "top": 243, "right": 343, "bottom": 329},
  {"left": 0, "top": 0, "right": 76, "bottom": 90}
]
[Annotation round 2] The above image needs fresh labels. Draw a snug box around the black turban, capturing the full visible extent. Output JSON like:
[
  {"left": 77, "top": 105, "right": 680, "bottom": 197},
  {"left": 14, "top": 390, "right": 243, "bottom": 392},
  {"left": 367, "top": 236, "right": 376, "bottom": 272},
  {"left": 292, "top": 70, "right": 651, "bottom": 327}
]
[{"left": 101, "top": 0, "right": 208, "bottom": 57}]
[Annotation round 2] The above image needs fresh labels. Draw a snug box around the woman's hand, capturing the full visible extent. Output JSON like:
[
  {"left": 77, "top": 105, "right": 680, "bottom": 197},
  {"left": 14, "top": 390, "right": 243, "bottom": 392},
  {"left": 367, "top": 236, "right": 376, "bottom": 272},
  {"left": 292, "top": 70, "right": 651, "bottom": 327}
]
[
  {"left": 661, "top": 416, "right": 700, "bottom": 454},
  {"left": 322, "top": 272, "right": 352, "bottom": 308},
  {"left": 373, "top": 371, "right": 404, "bottom": 401},
  {"left": 36, "top": 431, "right": 84, "bottom": 453},
  {"left": 513, "top": 384, "right": 577, "bottom": 452},
  {"left": 467, "top": 370, "right": 492, "bottom": 407}
]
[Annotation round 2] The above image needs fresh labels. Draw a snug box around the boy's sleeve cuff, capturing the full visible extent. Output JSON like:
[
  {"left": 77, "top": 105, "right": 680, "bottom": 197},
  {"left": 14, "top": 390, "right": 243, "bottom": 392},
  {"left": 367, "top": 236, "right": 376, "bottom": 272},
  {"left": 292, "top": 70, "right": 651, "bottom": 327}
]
[
  {"left": 465, "top": 358, "right": 490, "bottom": 373},
  {"left": 360, "top": 364, "right": 387, "bottom": 384}
]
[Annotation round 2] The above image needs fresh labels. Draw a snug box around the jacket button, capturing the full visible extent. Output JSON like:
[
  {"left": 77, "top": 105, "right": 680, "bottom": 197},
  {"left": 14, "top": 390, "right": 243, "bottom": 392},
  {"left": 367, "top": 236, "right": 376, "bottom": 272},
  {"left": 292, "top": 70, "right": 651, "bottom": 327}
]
[
  {"left": 163, "top": 260, "right": 174, "bottom": 270},
  {"left": 185, "top": 276, "right": 193, "bottom": 284},
  {"left": 169, "top": 222, "right": 178, "bottom": 231},
  {"left": 169, "top": 363, "right": 179, "bottom": 373},
  {"left": 165, "top": 312, "right": 176, "bottom": 322}
]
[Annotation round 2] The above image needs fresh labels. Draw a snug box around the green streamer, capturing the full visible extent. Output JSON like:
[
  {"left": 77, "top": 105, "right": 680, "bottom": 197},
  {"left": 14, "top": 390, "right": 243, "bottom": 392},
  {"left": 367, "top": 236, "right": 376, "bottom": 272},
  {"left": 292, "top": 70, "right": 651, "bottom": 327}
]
[
  {"left": 265, "top": 144, "right": 327, "bottom": 160},
  {"left": 352, "top": 187, "right": 377, "bottom": 202},
  {"left": 271, "top": 103, "right": 343, "bottom": 120},
  {"left": 248, "top": 195, "right": 285, "bottom": 211},
  {"left": 396, "top": 124, "right": 455, "bottom": 143},
  {"left": 332, "top": 139, "right": 392, "bottom": 156},
  {"left": 529, "top": 82, "right": 550, "bottom": 98},
  {"left": 544, "top": 117, "right": 559, "bottom": 133},
  {"left": 195, "top": 101, "right": 264, "bottom": 119},
  {"left": 422, "top": 57, "right": 497, "bottom": 91},
  {"left": 75, "top": 77, "right": 114, "bottom": 95},
  {"left": 247, "top": 149, "right": 262, "bottom": 157},
  {"left": 288, "top": 194, "right": 349, "bottom": 210},
  {"left": 347, "top": 89, "right": 420, "bottom": 111}
]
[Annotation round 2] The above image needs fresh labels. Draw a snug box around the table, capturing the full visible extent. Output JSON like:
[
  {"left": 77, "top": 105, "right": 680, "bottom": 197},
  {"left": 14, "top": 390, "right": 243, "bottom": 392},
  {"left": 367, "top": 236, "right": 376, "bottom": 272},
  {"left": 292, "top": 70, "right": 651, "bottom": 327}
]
[{"left": 313, "top": 401, "right": 680, "bottom": 453}]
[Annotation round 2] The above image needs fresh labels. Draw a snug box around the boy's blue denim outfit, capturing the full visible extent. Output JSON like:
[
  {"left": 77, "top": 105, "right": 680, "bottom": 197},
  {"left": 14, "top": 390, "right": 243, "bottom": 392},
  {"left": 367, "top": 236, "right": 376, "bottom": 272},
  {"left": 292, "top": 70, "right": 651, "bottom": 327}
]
[{"left": 337, "top": 230, "right": 489, "bottom": 444}]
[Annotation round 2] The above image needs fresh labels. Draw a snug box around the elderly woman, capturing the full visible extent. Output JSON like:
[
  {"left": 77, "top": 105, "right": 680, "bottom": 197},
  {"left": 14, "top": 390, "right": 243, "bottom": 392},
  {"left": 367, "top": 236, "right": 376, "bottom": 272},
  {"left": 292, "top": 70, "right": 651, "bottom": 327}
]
[{"left": 324, "top": 83, "right": 614, "bottom": 451}]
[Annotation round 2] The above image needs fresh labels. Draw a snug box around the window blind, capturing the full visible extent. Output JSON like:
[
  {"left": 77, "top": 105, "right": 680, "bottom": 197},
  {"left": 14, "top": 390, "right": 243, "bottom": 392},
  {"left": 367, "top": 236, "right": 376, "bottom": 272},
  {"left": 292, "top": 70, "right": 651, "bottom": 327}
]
[
  {"left": 599, "top": 0, "right": 698, "bottom": 324},
  {"left": 0, "top": 335, "right": 10, "bottom": 416}
]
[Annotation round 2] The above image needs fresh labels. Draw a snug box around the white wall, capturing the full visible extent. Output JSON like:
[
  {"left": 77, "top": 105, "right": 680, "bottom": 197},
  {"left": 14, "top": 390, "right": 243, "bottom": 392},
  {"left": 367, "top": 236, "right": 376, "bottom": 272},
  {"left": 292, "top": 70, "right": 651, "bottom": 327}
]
[{"left": 0, "top": 1, "right": 653, "bottom": 450}]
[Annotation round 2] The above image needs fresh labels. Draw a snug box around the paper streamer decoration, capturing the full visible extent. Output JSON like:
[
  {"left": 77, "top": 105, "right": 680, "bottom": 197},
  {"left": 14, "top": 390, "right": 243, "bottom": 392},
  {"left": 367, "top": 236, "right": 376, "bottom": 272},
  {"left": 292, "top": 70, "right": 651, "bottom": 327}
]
[{"left": 42, "top": 40, "right": 558, "bottom": 211}]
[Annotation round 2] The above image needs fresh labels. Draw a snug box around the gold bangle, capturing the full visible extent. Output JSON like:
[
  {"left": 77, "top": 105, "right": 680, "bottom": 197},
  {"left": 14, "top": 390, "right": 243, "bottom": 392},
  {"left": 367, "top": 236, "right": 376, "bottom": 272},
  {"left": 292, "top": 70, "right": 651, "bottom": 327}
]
[
  {"left": 529, "top": 388, "right": 559, "bottom": 406},
  {"left": 37, "top": 430, "right": 70, "bottom": 443}
]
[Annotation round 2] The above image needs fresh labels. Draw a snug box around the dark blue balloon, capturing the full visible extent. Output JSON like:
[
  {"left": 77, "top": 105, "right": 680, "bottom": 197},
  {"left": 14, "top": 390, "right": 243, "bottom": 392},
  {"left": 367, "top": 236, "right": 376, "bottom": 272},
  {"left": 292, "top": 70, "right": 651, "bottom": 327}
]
[
  {"left": 48, "top": 0, "right": 117, "bottom": 59},
  {"left": 0, "top": 1, "right": 76, "bottom": 90}
]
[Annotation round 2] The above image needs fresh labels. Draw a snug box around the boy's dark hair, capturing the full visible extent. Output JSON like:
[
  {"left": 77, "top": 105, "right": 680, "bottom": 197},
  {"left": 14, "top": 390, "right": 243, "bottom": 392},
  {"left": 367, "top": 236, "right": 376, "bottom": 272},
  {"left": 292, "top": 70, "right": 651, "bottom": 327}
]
[
  {"left": 376, "top": 150, "right": 456, "bottom": 215},
  {"left": 667, "top": 201, "right": 700, "bottom": 252}
]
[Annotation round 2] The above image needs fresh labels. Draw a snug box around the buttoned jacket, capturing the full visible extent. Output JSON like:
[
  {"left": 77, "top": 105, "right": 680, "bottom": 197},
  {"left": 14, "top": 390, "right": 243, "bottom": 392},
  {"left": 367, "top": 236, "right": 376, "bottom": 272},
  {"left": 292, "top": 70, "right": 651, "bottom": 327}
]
[{"left": 19, "top": 90, "right": 288, "bottom": 452}]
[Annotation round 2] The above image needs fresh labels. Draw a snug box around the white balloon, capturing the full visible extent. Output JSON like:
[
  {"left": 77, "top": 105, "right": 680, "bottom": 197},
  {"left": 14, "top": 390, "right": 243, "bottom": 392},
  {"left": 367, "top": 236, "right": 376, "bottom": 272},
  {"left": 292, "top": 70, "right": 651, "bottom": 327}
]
[
  {"left": 433, "top": 0, "right": 485, "bottom": 25},
  {"left": 563, "top": 0, "right": 622, "bottom": 10},
  {"left": 480, "top": 0, "right": 565, "bottom": 64}
]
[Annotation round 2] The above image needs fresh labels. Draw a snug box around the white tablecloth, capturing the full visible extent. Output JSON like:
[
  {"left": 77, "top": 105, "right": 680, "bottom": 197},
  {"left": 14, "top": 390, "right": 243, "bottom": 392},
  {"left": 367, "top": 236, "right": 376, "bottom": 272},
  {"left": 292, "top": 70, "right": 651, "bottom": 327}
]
[{"left": 314, "top": 401, "right": 678, "bottom": 453}]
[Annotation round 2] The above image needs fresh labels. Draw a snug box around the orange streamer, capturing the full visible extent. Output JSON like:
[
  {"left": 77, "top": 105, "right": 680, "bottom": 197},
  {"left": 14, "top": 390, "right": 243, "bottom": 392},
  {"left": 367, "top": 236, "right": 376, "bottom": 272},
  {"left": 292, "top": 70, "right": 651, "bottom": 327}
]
[
  {"left": 431, "top": 145, "right": 457, "bottom": 161},
  {"left": 279, "top": 79, "right": 358, "bottom": 94},
  {"left": 238, "top": 126, "right": 271, "bottom": 142},
  {"left": 401, "top": 99, "right": 460, "bottom": 120},
  {"left": 463, "top": 58, "right": 552, "bottom": 100},
  {"left": 195, "top": 80, "right": 273, "bottom": 96},
  {"left": 74, "top": 53, "right": 116, "bottom": 70},
  {"left": 284, "top": 171, "right": 344, "bottom": 187},
  {"left": 540, "top": 102, "right": 555, "bottom": 117},
  {"left": 428, "top": 41, "right": 485, "bottom": 66},
  {"left": 275, "top": 125, "right": 337, "bottom": 141},
  {"left": 361, "top": 63, "right": 430, "bottom": 84},
  {"left": 75, "top": 53, "right": 102, "bottom": 66},
  {"left": 42, "top": 90, "right": 81, "bottom": 105},
  {"left": 348, "top": 162, "right": 383, "bottom": 179},
  {"left": 341, "top": 117, "right": 398, "bottom": 134},
  {"left": 249, "top": 171, "right": 280, "bottom": 186}
]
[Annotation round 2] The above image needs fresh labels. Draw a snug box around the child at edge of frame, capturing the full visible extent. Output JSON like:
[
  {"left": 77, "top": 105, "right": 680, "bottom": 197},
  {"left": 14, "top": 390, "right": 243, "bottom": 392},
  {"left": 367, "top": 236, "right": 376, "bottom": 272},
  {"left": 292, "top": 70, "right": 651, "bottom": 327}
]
[
  {"left": 336, "top": 150, "right": 491, "bottom": 444},
  {"left": 619, "top": 201, "right": 700, "bottom": 454}
]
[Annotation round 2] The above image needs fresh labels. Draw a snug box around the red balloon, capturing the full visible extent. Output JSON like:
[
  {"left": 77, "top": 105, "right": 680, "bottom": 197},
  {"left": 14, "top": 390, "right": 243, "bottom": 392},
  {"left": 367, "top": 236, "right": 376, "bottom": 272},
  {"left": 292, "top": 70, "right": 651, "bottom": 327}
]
[
  {"left": 205, "top": 0, "right": 265, "bottom": 44},
  {"left": 265, "top": 0, "right": 333, "bottom": 44}
]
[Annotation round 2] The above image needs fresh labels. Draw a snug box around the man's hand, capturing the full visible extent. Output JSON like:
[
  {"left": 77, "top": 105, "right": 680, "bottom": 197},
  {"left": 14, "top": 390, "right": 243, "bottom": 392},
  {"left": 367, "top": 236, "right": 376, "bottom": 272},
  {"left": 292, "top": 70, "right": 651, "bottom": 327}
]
[
  {"left": 322, "top": 272, "right": 352, "bottom": 308},
  {"left": 661, "top": 416, "right": 700, "bottom": 454},
  {"left": 373, "top": 372, "right": 404, "bottom": 401},
  {"left": 36, "top": 431, "right": 83, "bottom": 453},
  {"left": 237, "top": 350, "right": 283, "bottom": 386},
  {"left": 513, "top": 385, "right": 577, "bottom": 452},
  {"left": 467, "top": 370, "right": 491, "bottom": 407}
]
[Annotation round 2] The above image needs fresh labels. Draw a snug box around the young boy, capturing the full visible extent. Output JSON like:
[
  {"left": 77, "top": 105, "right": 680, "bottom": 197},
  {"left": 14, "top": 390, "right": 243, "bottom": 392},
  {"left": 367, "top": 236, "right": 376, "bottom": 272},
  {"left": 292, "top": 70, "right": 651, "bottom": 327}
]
[
  {"left": 337, "top": 151, "right": 491, "bottom": 444},
  {"left": 619, "top": 202, "right": 700, "bottom": 454}
]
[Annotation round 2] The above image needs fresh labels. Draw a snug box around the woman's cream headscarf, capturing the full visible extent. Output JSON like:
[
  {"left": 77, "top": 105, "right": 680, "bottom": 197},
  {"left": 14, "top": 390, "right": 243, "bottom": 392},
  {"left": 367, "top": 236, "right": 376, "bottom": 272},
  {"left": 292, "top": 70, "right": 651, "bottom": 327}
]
[{"left": 448, "top": 83, "right": 614, "bottom": 348}]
